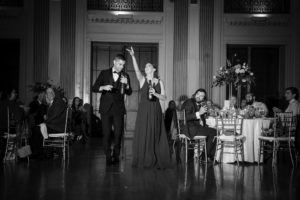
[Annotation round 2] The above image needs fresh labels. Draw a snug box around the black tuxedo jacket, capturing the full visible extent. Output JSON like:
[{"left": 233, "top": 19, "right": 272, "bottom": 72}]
[
  {"left": 181, "top": 98, "right": 206, "bottom": 138},
  {"left": 46, "top": 97, "right": 67, "bottom": 133},
  {"left": 92, "top": 68, "right": 132, "bottom": 115}
]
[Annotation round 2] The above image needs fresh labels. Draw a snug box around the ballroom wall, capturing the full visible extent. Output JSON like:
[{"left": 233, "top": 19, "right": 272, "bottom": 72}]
[{"left": 0, "top": 0, "right": 299, "bottom": 106}]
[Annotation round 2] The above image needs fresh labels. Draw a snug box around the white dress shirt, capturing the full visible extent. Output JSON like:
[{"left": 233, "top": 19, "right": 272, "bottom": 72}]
[
  {"left": 285, "top": 99, "right": 300, "bottom": 116},
  {"left": 112, "top": 68, "right": 119, "bottom": 82}
]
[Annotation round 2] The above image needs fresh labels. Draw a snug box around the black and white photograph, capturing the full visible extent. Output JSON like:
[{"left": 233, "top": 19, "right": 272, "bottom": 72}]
[{"left": 0, "top": 0, "right": 300, "bottom": 199}]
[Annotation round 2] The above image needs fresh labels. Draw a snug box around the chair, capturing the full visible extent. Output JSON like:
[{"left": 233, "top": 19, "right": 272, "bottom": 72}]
[
  {"left": 258, "top": 112, "right": 297, "bottom": 167},
  {"left": 2, "top": 108, "right": 18, "bottom": 162},
  {"left": 175, "top": 110, "right": 207, "bottom": 164},
  {"left": 43, "top": 107, "right": 70, "bottom": 161},
  {"left": 213, "top": 116, "right": 245, "bottom": 166}
]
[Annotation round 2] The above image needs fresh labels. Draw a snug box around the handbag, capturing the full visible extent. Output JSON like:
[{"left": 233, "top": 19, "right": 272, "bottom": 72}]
[{"left": 17, "top": 145, "right": 32, "bottom": 158}]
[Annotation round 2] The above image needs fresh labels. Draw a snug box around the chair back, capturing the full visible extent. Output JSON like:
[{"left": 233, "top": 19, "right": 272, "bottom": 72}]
[
  {"left": 274, "top": 112, "right": 296, "bottom": 137},
  {"left": 6, "top": 107, "right": 20, "bottom": 135},
  {"left": 215, "top": 116, "right": 243, "bottom": 136},
  {"left": 64, "top": 107, "right": 70, "bottom": 133},
  {"left": 176, "top": 109, "right": 186, "bottom": 136}
]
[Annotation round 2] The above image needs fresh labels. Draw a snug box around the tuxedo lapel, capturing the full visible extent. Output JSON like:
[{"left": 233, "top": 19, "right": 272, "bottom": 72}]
[
  {"left": 191, "top": 99, "right": 199, "bottom": 111},
  {"left": 47, "top": 100, "right": 54, "bottom": 115},
  {"left": 108, "top": 69, "right": 114, "bottom": 84}
]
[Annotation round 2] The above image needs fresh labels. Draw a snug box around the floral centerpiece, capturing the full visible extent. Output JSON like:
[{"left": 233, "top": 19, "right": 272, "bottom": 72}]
[
  {"left": 212, "top": 60, "right": 255, "bottom": 89},
  {"left": 29, "top": 79, "right": 65, "bottom": 98}
]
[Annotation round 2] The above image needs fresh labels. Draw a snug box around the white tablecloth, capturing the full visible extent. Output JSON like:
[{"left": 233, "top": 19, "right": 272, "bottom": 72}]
[{"left": 207, "top": 117, "right": 272, "bottom": 163}]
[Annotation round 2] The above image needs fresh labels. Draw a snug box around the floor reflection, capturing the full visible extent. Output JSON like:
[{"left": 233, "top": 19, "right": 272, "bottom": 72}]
[{"left": 0, "top": 138, "right": 299, "bottom": 200}]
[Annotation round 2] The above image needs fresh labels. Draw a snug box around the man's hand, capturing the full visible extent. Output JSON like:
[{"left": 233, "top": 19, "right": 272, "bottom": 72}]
[
  {"left": 120, "top": 75, "right": 128, "bottom": 85},
  {"left": 101, "top": 85, "right": 113, "bottom": 91},
  {"left": 272, "top": 107, "right": 282, "bottom": 113},
  {"left": 199, "top": 106, "right": 208, "bottom": 115}
]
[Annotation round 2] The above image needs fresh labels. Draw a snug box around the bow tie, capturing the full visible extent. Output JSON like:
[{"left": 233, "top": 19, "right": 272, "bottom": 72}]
[{"left": 113, "top": 71, "right": 119, "bottom": 74}]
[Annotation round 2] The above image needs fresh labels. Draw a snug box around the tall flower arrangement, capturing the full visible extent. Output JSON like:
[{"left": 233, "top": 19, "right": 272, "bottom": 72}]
[
  {"left": 212, "top": 60, "right": 255, "bottom": 89},
  {"left": 29, "top": 79, "right": 65, "bottom": 98}
]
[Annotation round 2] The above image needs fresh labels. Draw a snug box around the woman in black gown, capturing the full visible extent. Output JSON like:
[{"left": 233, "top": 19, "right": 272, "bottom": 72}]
[{"left": 127, "top": 47, "right": 172, "bottom": 169}]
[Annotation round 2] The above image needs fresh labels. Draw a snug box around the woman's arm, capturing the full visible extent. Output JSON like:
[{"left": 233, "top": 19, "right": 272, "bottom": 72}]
[
  {"left": 151, "top": 79, "right": 167, "bottom": 101},
  {"left": 126, "top": 47, "right": 145, "bottom": 87}
]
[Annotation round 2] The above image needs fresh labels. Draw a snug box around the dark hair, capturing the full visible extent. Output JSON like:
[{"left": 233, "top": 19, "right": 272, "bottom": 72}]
[
  {"left": 114, "top": 54, "right": 126, "bottom": 62},
  {"left": 145, "top": 62, "right": 159, "bottom": 78},
  {"left": 72, "top": 97, "right": 83, "bottom": 110},
  {"left": 245, "top": 92, "right": 254, "bottom": 98},
  {"left": 193, "top": 88, "right": 207, "bottom": 101},
  {"left": 286, "top": 87, "right": 299, "bottom": 100},
  {"left": 168, "top": 100, "right": 176, "bottom": 107}
]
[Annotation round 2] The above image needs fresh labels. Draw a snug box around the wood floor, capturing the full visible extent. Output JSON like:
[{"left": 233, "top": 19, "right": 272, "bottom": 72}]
[{"left": 0, "top": 138, "right": 299, "bottom": 200}]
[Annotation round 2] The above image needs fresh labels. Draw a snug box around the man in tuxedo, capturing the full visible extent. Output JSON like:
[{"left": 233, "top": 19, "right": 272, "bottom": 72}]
[
  {"left": 30, "top": 87, "right": 67, "bottom": 158},
  {"left": 181, "top": 88, "right": 216, "bottom": 161},
  {"left": 92, "top": 54, "right": 132, "bottom": 165}
]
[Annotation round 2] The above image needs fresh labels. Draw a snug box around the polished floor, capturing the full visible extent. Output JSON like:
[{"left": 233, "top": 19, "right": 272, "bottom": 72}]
[{"left": 1, "top": 138, "right": 299, "bottom": 200}]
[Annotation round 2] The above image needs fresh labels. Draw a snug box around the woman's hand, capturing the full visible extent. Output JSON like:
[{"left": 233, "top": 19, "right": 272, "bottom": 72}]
[
  {"left": 126, "top": 46, "right": 135, "bottom": 56},
  {"left": 149, "top": 87, "right": 156, "bottom": 95}
]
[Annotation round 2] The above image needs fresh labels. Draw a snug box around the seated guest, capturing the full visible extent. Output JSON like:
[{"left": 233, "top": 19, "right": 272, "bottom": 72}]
[
  {"left": 245, "top": 92, "right": 268, "bottom": 116},
  {"left": 273, "top": 87, "right": 300, "bottom": 155},
  {"left": 181, "top": 88, "right": 216, "bottom": 161},
  {"left": 273, "top": 87, "right": 300, "bottom": 116},
  {"left": 0, "top": 90, "right": 8, "bottom": 134},
  {"left": 229, "top": 96, "right": 238, "bottom": 109},
  {"left": 71, "top": 97, "right": 87, "bottom": 143},
  {"left": 5, "top": 88, "right": 25, "bottom": 134},
  {"left": 240, "top": 99, "right": 247, "bottom": 110},
  {"left": 164, "top": 100, "right": 176, "bottom": 136},
  {"left": 29, "top": 90, "right": 47, "bottom": 126},
  {"left": 30, "top": 87, "right": 67, "bottom": 158},
  {"left": 206, "top": 99, "right": 220, "bottom": 117}
]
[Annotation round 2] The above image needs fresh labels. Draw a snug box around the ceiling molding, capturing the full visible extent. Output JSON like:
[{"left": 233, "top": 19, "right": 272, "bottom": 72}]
[
  {"left": 224, "top": 14, "right": 290, "bottom": 27},
  {"left": 88, "top": 12, "right": 163, "bottom": 25}
]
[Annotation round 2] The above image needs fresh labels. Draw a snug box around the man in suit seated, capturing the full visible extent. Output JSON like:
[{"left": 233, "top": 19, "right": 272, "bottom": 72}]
[
  {"left": 29, "top": 90, "right": 47, "bottom": 127},
  {"left": 30, "top": 87, "right": 67, "bottom": 158},
  {"left": 181, "top": 88, "right": 217, "bottom": 161}
]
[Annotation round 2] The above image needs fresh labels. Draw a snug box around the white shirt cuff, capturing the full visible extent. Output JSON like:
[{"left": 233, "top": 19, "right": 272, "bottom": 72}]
[{"left": 195, "top": 112, "right": 201, "bottom": 119}]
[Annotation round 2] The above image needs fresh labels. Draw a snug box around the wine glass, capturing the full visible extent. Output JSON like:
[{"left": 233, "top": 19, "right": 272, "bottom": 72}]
[{"left": 259, "top": 107, "right": 266, "bottom": 118}]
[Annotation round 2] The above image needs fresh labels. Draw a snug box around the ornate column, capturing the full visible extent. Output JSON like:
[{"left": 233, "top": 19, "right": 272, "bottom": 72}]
[
  {"left": 212, "top": 0, "right": 225, "bottom": 106},
  {"left": 48, "top": 0, "right": 61, "bottom": 85},
  {"left": 187, "top": 1, "right": 200, "bottom": 96},
  {"left": 33, "top": 0, "right": 49, "bottom": 82},
  {"left": 60, "top": 0, "right": 76, "bottom": 98},
  {"left": 173, "top": 0, "right": 188, "bottom": 100},
  {"left": 199, "top": 0, "right": 214, "bottom": 98},
  {"left": 75, "top": 0, "right": 87, "bottom": 100}
]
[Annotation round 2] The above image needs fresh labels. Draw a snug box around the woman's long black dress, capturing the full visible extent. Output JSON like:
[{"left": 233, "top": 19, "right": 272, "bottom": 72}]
[{"left": 132, "top": 79, "right": 172, "bottom": 168}]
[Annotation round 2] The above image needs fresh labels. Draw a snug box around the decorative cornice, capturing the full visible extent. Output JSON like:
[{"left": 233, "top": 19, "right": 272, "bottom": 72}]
[
  {"left": 89, "top": 17, "right": 163, "bottom": 24},
  {"left": 88, "top": 12, "right": 163, "bottom": 24},
  {"left": 224, "top": 14, "right": 290, "bottom": 27}
]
